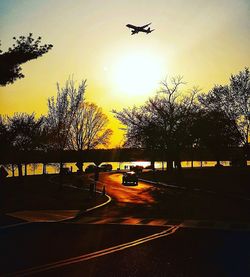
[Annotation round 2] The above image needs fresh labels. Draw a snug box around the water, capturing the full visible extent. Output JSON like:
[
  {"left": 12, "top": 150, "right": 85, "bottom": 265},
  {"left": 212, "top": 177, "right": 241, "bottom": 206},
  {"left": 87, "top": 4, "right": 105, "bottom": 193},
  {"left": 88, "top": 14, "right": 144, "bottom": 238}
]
[{"left": 2, "top": 160, "right": 249, "bottom": 177}]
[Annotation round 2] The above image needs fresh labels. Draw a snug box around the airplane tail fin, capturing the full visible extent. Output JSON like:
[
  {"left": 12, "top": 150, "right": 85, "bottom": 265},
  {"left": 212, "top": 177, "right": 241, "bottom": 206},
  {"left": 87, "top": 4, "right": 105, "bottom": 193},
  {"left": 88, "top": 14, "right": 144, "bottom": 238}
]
[{"left": 146, "top": 28, "right": 154, "bottom": 34}]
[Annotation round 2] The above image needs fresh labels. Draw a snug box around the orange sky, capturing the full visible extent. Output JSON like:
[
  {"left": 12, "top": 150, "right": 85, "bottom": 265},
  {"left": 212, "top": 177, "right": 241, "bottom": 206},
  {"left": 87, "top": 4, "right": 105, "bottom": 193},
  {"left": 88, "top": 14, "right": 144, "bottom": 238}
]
[{"left": 0, "top": 0, "right": 249, "bottom": 147}]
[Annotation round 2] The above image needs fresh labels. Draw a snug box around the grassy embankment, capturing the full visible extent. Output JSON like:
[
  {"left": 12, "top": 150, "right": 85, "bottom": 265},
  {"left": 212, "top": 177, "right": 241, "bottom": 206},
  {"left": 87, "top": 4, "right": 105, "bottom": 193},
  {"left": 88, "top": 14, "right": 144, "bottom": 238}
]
[
  {"left": 0, "top": 174, "right": 107, "bottom": 214},
  {"left": 139, "top": 167, "right": 250, "bottom": 221},
  {"left": 140, "top": 167, "right": 250, "bottom": 195}
]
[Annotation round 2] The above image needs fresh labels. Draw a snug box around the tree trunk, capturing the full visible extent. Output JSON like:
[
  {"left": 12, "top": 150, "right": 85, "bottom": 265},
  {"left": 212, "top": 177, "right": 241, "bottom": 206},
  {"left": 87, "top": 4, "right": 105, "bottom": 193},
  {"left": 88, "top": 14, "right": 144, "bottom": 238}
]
[
  {"left": 11, "top": 164, "right": 15, "bottom": 177},
  {"left": 17, "top": 163, "right": 23, "bottom": 177},
  {"left": 215, "top": 160, "right": 222, "bottom": 167},
  {"left": 43, "top": 163, "right": 47, "bottom": 175},
  {"left": 167, "top": 159, "right": 173, "bottom": 172},
  {"left": 150, "top": 160, "right": 155, "bottom": 171},
  {"left": 76, "top": 161, "right": 83, "bottom": 174},
  {"left": 175, "top": 160, "right": 182, "bottom": 171},
  {"left": 242, "top": 143, "right": 248, "bottom": 167},
  {"left": 59, "top": 162, "right": 64, "bottom": 173},
  {"left": 57, "top": 161, "right": 64, "bottom": 191}
]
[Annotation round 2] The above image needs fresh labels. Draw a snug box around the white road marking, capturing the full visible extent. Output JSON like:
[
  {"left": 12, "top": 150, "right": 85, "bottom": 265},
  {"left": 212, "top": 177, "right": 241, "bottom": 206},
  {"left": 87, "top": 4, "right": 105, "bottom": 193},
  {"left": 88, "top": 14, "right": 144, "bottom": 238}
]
[
  {"left": 0, "top": 222, "right": 31, "bottom": 230},
  {"left": 6, "top": 226, "right": 179, "bottom": 277}
]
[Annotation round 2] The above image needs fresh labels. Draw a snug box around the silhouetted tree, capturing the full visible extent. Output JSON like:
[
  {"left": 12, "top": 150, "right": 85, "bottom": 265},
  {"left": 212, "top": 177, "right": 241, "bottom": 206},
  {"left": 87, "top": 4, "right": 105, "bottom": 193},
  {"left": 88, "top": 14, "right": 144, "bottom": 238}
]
[
  {"left": 155, "top": 81, "right": 200, "bottom": 170},
  {"left": 192, "top": 110, "right": 242, "bottom": 165},
  {"left": 45, "top": 78, "right": 86, "bottom": 172},
  {"left": 0, "top": 34, "right": 53, "bottom": 86},
  {"left": 114, "top": 105, "right": 163, "bottom": 170},
  {"left": 69, "top": 102, "right": 112, "bottom": 173},
  {"left": 69, "top": 102, "right": 112, "bottom": 150},
  {"left": 6, "top": 113, "right": 44, "bottom": 176},
  {"left": 114, "top": 76, "right": 200, "bottom": 171},
  {"left": 0, "top": 116, "right": 15, "bottom": 176},
  {"left": 0, "top": 115, "right": 11, "bottom": 153},
  {"left": 199, "top": 68, "right": 249, "bottom": 145},
  {"left": 230, "top": 68, "right": 250, "bottom": 146},
  {"left": 199, "top": 67, "right": 250, "bottom": 164}
]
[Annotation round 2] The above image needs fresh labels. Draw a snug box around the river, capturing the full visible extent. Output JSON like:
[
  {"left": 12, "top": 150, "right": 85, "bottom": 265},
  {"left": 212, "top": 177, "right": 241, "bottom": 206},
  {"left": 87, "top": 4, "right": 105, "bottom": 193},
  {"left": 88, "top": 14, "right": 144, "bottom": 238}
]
[{"left": 2, "top": 160, "right": 248, "bottom": 177}]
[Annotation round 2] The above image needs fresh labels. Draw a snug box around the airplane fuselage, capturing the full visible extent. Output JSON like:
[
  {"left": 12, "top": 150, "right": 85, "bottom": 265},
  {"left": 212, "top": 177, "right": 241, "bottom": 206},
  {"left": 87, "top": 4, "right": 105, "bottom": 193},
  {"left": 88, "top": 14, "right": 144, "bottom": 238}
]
[{"left": 126, "top": 23, "right": 154, "bottom": 35}]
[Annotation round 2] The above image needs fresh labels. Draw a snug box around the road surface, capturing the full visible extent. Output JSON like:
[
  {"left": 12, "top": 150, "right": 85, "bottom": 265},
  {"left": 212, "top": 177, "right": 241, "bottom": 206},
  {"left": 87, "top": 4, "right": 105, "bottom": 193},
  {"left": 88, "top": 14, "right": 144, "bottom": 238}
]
[{"left": 1, "top": 172, "right": 250, "bottom": 276}]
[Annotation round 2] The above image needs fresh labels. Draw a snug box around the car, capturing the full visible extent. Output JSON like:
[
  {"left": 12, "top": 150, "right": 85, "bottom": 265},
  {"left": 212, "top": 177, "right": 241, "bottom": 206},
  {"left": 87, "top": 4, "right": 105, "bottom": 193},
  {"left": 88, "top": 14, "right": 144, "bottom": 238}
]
[
  {"left": 130, "top": 165, "right": 143, "bottom": 173},
  {"left": 122, "top": 171, "right": 138, "bottom": 186},
  {"left": 85, "top": 165, "right": 98, "bottom": 173},
  {"left": 100, "top": 164, "right": 113, "bottom": 172},
  {"left": 60, "top": 167, "right": 71, "bottom": 175}
]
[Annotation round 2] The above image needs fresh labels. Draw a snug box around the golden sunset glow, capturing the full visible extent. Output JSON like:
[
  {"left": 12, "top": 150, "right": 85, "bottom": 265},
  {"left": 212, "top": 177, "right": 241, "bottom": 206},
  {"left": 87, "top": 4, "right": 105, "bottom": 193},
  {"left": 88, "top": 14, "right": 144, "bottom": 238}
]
[
  {"left": 113, "top": 51, "right": 164, "bottom": 96},
  {"left": 0, "top": 0, "right": 249, "bottom": 147}
]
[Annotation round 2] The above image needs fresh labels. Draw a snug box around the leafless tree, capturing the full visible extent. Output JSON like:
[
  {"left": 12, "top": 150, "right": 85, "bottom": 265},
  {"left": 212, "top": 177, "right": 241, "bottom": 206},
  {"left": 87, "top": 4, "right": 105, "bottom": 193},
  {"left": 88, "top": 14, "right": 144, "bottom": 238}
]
[
  {"left": 46, "top": 77, "right": 86, "bottom": 173},
  {"left": 46, "top": 78, "right": 86, "bottom": 151},
  {"left": 230, "top": 68, "right": 250, "bottom": 146},
  {"left": 69, "top": 102, "right": 112, "bottom": 151},
  {"left": 113, "top": 76, "right": 200, "bottom": 171}
]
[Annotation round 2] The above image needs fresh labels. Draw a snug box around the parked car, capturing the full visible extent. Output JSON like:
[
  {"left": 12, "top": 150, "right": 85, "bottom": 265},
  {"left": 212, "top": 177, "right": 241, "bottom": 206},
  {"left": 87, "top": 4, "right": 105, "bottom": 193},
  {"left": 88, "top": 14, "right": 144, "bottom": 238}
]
[
  {"left": 122, "top": 171, "right": 138, "bottom": 186},
  {"left": 60, "top": 167, "right": 71, "bottom": 175},
  {"left": 85, "top": 165, "right": 98, "bottom": 173},
  {"left": 130, "top": 165, "right": 143, "bottom": 173},
  {"left": 100, "top": 164, "right": 113, "bottom": 172}
]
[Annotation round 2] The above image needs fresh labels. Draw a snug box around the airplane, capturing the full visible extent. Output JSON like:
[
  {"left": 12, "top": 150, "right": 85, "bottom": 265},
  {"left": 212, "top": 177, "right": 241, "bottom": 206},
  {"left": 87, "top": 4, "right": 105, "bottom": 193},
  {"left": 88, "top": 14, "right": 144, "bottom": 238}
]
[{"left": 126, "top": 23, "right": 155, "bottom": 35}]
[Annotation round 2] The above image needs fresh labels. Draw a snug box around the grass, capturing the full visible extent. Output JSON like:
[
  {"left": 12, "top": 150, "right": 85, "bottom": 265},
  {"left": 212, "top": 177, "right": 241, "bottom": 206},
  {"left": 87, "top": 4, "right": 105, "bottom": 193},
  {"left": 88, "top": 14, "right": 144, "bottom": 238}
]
[
  {"left": 139, "top": 167, "right": 250, "bottom": 221},
  {"left": 139, "top": 167, "right": 250, "bottom": 195},
  {"left": 0, "top": 174, "right": 107, "bottom": 214}
]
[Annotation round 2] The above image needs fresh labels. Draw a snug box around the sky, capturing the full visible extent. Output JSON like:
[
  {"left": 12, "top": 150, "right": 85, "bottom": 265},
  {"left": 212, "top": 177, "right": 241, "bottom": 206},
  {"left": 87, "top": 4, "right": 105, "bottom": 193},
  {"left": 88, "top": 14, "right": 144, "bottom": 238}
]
[{"left": 0, "top": 0, "right": 249, "bottom": 147}]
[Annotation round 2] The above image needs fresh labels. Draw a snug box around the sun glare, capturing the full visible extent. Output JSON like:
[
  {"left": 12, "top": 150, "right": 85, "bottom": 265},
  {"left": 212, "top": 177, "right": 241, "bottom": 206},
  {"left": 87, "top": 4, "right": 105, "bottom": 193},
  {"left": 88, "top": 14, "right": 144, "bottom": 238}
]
[{"left": 113, "top": 52, "right": 164, "bottom": 97}]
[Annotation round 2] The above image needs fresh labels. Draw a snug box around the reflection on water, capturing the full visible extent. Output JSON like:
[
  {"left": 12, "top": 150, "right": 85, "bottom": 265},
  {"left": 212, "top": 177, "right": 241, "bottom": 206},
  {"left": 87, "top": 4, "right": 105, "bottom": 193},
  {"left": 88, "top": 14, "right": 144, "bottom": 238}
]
[{"left": 2, "top": 160, "right": 249, "bottom": 177}]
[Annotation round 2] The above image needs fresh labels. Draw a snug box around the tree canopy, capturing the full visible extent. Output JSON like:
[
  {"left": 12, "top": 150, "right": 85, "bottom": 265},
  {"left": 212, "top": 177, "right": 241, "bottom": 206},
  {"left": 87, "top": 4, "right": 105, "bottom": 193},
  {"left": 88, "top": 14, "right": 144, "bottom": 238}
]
[
  {"left": 0, "top": 33, "right": 53, "bottom": 86},
  {"left": 46, "top": 78, "right": 86, "bottom": 151},
  {"left": 199, "top": 67, "right": 250, "bottom": 146},
  {"left": 113, "top": 71, "right": 248, "bottom": 170},
  {"left": 69, "top": 102, "right": 113, "bottom": 151}
]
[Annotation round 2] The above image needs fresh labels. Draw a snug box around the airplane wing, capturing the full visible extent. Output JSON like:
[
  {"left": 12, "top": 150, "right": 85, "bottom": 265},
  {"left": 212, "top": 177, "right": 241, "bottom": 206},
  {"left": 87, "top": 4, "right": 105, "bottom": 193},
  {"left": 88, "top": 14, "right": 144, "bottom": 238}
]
[
  {"left": 141, "top": 23, "right": 151, "bottom": 28},
  {"left": 126, "top": 24, "right": 137, "bottom": 30},
  {"left": 131, "top": 30, "right": 139, "bottom": 35}
]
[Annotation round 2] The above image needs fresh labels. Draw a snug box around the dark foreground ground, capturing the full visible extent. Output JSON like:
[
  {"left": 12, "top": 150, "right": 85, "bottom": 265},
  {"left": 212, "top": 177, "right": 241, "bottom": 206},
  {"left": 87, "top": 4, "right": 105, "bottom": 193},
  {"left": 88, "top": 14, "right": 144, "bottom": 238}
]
[
  {"left": 1, "top": 222, "right": 249, "bottom": 277},
  {"left": 139, "top": 167, "right": 250, "bottom": 196},
  {"left": 1, "top": 169, "right": 250, "bottom": 276},
  {"left": 51, "top": 227, "right": 250, "bottom": 277},
  {"left": 0, "top": 174, "right": 106, "bottom": 215},
  {"left": 138, "top": 167, "right": 250, "bottom": 221}
]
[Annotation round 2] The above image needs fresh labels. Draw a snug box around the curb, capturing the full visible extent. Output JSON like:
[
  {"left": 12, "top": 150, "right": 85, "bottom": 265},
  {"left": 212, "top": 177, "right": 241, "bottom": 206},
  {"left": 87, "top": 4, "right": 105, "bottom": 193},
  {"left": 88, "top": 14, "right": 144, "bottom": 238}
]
[
  {"left": 49, "top": 175, "right": 112, "bottom": 220},
  {"left": 63, "top": 184, "right": 112, "bottom": 220},
  {"left": 138, "top": 178, "right": 185, "bottom": 190}
]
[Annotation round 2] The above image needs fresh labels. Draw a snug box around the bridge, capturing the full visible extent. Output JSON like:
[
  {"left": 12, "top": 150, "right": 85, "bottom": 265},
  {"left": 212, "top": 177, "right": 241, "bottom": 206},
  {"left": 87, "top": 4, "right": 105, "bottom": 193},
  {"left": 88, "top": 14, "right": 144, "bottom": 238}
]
[{"left": 1, "top": 147, "right": 249, "bottom": 166}]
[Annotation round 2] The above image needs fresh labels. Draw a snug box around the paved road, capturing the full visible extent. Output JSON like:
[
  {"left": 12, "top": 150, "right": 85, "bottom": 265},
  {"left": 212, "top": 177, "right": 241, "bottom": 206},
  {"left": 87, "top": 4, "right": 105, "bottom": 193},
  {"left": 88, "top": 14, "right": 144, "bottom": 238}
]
[
  {"left": 1, "top": 223, "right": 249, "bottom": 277},
  {"left": 1, "top": 172, "right": 250, "bottom": 276},
  {"left": 86, "top": 172, "right": 250, "bottom": 223}
]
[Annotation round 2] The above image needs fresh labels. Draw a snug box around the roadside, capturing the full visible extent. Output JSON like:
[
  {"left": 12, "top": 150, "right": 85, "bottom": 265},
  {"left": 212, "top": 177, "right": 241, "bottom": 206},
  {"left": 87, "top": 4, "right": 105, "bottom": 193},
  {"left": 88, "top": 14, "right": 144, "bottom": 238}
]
[
  {"left": 137, "top": 167, "right": 250, "bottom": 222},
  {"left": 0, "top": 174, "right": 109, "bottom": 227},
  {"left": 139, "top": 167, "right": 250, "bottom": 197}
]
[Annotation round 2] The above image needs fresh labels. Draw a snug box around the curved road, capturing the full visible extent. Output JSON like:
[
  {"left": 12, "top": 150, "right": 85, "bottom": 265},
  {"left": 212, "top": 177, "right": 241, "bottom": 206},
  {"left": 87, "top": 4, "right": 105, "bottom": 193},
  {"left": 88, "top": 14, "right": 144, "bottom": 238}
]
[{"left": 1, "top": 172, "right": 250, "bottom": 276}]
